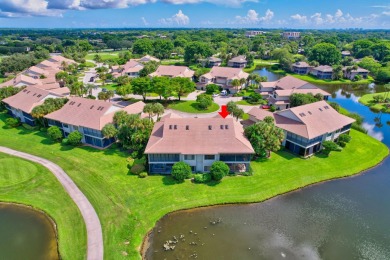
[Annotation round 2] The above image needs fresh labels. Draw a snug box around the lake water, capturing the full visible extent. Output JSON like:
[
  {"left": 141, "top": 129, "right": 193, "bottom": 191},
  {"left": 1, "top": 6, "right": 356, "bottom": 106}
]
[
  {"left": 253, "top": 67, "right": 282, "bottom": 81},
  {"left": 144, "top": 75, "right": 390, "bottom": 260},
  {"left": 0, "top": 203, "right": 59, "bottom": 260}
]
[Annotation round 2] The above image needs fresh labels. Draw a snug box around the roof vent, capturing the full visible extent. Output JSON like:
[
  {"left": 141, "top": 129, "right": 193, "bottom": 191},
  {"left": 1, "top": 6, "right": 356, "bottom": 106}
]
[
  {"left": 220, "top": 125, "right": 224, "bottom": 130},
  {"left": 324, "top": 106, "right": 329, "bottom": 109},
  {"left": 90, "top": 105, "right": 94, "bottom": 109},
  {"left": 169, "top": 125, "right": 172, "bottom": 130},
  {"left": 319, "top": 108, "right": 323, "bottom": 111},
  {"left": 308, "top": 111, "right": 312, "bottom": 115},
  {"left": 225, "top": 125, "right": 229, "bottom": 129},
  {"left": 186, "top": 125, "right": 189, "bottom": 130},
  {"left": 174, "top": 125, "right": 177, "bottom": 130},
  {"left": 33, "top": 93, "right": 36, "bottom": 96},
  {"left": 208, "top": 125, "right": 212, "bottom": 130},
  {"left": 77, "top": 103, "right": 81, "bottom": 107}
]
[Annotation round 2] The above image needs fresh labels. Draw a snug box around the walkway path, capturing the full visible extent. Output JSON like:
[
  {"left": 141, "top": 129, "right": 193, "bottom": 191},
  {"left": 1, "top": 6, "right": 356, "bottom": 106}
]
[{"left": 0, "top": 146, "right": 103, "bottom": 260}]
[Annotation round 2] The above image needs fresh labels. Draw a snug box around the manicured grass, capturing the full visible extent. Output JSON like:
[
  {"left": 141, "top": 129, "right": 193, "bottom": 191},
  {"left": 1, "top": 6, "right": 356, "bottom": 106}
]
[
  {"left": 160, "top": 59, "right": 185, "bottom": 65},
  {"left": 0, "top": 77, "right": 5, "bottom": 83},
  {"left": 289, "top": 73, "right": 374, "bottom": 85},
  {"left": 235, "top": 100, "right": 258, "bottom": 106},
  {"left": 0, "top": 153, "right": 86, "bottom": 260},
  {"left": 85, "top": 52, "right": 121, "bottom": 61},
  {"left": 359, "top": 93, "right": 390, "bottom": 113},
  {"left": 0, "top": 112, "right": 388, "bottom": 259},
  {"left": 102, "top": 83, "right": 119, "bottom": 91},
  {"left": 244, "top": 59, "right": 279, "bottom": 73},
  {"left": 168, "top": 100, "right": 219, "bottom": 113}
]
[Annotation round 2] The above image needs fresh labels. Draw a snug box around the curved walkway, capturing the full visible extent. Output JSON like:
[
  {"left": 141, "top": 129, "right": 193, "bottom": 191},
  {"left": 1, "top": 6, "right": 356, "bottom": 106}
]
[{"left": 0, "top": 146, "right": 103, "bottom": 260}]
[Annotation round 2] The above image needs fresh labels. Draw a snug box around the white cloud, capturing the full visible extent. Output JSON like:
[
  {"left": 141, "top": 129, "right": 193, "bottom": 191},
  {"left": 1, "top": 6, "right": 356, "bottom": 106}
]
[
  {"left": 162, "top": 0, "right": 257, "bottom": 7},
  {"left": 291, "top": 14, "right": 307, "bottom": 23},
  {"left": 311, "top": 13, "right": 323, "bottom": 25},
  {"left": 141, "top": 17, "right": 148, "bottom": 25},
  {"left": 159, "top": 10, "right": 189, "bottom": 26},
  {"left": 235, "top": 9, "right": 274, "bottom": 24},
  {"left": 0, "top": 0, "right": 63, "bottom": 17}
]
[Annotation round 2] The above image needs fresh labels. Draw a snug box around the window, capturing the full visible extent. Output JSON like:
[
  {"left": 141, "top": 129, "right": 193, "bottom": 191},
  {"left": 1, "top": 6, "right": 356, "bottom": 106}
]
[
  {"left": 184, "top": 155, "right": 195, "bottom": 160},
  {"left": 204, "top": 166, "right": 211, "bottom": 172},
  {"left": 63, "top": 124, "right": 69, "bottom": 128},
  {"left": 204, "top": 155, "right": 215, "bottom": 160},
  {"left": 149, "top": 154, "right": 180, "bottom": 162}
]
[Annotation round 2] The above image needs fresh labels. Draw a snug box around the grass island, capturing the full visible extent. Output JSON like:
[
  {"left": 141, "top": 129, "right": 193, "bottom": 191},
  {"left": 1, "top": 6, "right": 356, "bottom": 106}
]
[
  {"left": 359, "top": 93, "right": 390, "bottom": 113},
  {"left": 0, "top": 111, "right": 388, "bottom": 259}
]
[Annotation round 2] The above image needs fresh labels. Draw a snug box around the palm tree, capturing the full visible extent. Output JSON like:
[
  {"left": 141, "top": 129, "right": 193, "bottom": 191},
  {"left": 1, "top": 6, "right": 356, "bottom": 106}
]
[
  {"left": 231, "top": 79, "right": 241, "bottom": 93},
  {"left": 85, "top": 84, "right": 95, "bottom": 97}
]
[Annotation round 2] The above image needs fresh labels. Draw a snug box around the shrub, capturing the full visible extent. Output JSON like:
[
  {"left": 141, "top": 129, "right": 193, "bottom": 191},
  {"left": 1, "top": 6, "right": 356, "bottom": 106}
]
[
  {"left": 127, "top": 157, "right": 135, "bottom": 167},
  {"left": 205, "top": 84, "right": 220, "bottom": 94},
  {"left": 194, "top": 173, "right": 211, "bottom": 183},
  {"left": 131, "top": 164, "right": 145, "bottom": 175},
  {"left": 86, "top": 95, "right": 96, "bottom": 100},
  {"left": 171, "top": 162, "right": 192, "bottom": 182},
  {"left": 139, "top": 172, "right": 148, "bottom": 178},
  {"left": 339, "top": 141, "right": 347, "bottom": 148},
  {"left": 338, "top": 134, "right": 352, "bottom": 143},
  {"left": 322, "top": 141, "right": 342, "bottom": 156},
  {"left": 247, "top": 92, "right": 263, "bottom": 104},
  {"left": 22, "top": 123, "right": 37, "bottom": 130},
  {"left": 210, "top": 161, "right": 230, "bottom": 181},
  {"left": 5, "top": 117, "right": 20, "bottom": 128},
  {"left": 47, "top": 126, "right": 63, "bottom": 142},
  {"left": 269, "top": 105, "right": 277, "bottom": 112},
  {"left": 196, "top": 94, "right": 213, "bottom": 110},
  {"left": 61, "top": 138, "right": 69, "bottom": 145},
  {"left": 67, "top": 130, "right": 83, "bottom": 146}
]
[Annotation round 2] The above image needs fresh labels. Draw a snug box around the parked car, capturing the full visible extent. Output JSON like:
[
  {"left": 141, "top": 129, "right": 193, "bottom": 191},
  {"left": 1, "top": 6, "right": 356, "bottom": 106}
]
[
  {"left": 212, "top": 93, "right": 219, "bottom": 97},
  {"left": 89, "top": 77, "right": 95, "bottom": 82},
  {"left": 221, "top": 90, "right": 227, "bottom": 96},
  {"left": 261, "top": 105, "right": 270, "bottom": 109},
  {"left": 102, "top": 88, "right": 107, "bottom": 93}
]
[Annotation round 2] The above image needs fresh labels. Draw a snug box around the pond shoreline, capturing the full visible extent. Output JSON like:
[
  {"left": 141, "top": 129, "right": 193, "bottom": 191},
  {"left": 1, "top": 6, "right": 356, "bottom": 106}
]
[
  {"left": 0, "top": 201, "right": 60, "bottom": 259},
  {"left": 140, "top": 148, "right": 389, "bottom": 259}
]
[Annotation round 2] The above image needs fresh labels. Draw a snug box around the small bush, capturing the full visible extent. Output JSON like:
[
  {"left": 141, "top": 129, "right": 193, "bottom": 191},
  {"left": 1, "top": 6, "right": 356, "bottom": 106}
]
[
  {"left": 269, "top": 105, "right": 277, "bottom": 112},
  {"left": 86, "top": 95, "right": 96, "bottom": 100},
  {"left": 338, "top": 133, "right": 352, "bottom": 143},
  {"left": 171, "top": 162, "right": 192, "bottom": 182},
  {"left": 322, "top": 141, "right": 342, "bottom": 156},
  {"left": 61, "top": 138, "right": 69, "bottom": 145},
  {"left": 351, "top": 123, "right": 367, "bottom": 134},
  {"left": 131, "top": 164, "right": 145, "bottom": 175},
  {"left": 210, "top": 161, "right": 230, "bottom": 181},
  {"left": 193, "top": 173, "right": 211, "bottom": 183},
  {"left": 205, "top": 84, "right": 220, "bottom": 94},
  {"left": 67, "top": 131, "right": 83, "bottom": 146},
  {"left": 22, "top": 123, "right": 37, "bottom": 130},
  {"left": 339, "top": 141, "right": 347, "bottom": 148},
  {"left": 127, "top": 157, "right": 135, "bottom": 167},
  {"left": 5, "top": 117, "right": 20, "bottom": 128},
  {"left": 48, "top": 126, "right": 63, "bottom": 142},
  {"left": 139, "top": 172, "right": 148, "bottom": 178}
]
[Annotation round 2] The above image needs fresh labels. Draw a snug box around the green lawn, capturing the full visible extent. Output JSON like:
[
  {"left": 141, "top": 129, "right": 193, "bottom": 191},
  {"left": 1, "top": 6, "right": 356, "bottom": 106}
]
[
  {"left": 0, "top": 111, "right": 388, "bottom": 259},
  {"left": 160, "top": 59, "right": 185, "bottom": 65},
  {"left": 0, "top": 153, "right": 86, "bottom": 260},
  {"left": 289, "top": 73, "right": 374, "bottom": 85},
  {"left": 359, "top": 93, "right": 390, "bottom": 113},
  {"left": 85, "top": 51, "right": 121, "bottom": 61},
  {"left": 168, "top": 100, "right": 219, "bottom": 113},
  {"left": 0, "top": 77, "right": 5, "bottom": 83},
  {"left": 235, "top": 100, "right": 257, "bottom": 106}
]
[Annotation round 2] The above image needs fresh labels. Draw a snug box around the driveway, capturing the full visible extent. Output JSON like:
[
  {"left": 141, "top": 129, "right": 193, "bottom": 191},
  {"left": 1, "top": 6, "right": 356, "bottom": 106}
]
[{"left": 0, "top": 147, "right": 104, "bottom": 260}]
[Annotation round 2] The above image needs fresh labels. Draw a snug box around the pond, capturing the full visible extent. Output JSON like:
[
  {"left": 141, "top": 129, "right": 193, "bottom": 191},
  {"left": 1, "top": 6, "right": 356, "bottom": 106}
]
[
  {"left": 144, "top": 82, "right": 390, "bottom": 260},
  {"left": 252, "top": 68, "right": 282, "bottom": 81},
  {"left": 0, "top": 203, "right": 59, "bottom": 260}
]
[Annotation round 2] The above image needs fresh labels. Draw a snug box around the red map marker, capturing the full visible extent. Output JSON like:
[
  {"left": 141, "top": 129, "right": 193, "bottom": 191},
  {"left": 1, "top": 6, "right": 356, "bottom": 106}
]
[{"left": 218, "top": 105, "right": 229, "bottom": 118}]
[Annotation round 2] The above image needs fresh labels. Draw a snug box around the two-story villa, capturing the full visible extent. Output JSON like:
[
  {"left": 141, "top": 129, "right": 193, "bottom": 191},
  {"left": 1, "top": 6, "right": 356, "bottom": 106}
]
[
  {"left": 145, "top": 114, "right": 255, "bottom": 174},
  {"left": 2, "top": 86, "right": 64, "bottom": 126},
  {"left": 45, "top": 97, "right": 145, "bottom": 148},
  {"left": 291, "top": 62, "right": 313, "bottom": 75},
  {"left": 198, "top": 66, "right": 249, "bottom": 93},
  {"left": 259, "top": 76, "right": 330, "bottom": 110},
  {"left": 247, "top": 101, "right": 355, "bottom": 157},
  {"left": 343, "top": 66, "right": 369, "bottom": 80},
  {"left": 310, "top": 65, "right": 333, "bottom": 80},
  {"left": 111, "top": 60, "right": 144, "bottom": 78},
  {"left": 228, "top": 55, "right": 247, "bottom": 68},
  {"left": 149, "top": 65, "right": 194, "bottom": 79}
]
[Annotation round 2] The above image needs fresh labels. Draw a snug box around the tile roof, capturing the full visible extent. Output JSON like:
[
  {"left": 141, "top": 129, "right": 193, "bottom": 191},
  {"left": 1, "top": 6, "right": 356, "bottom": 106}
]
[
  {"left": 26, "top": 66, "right": 50, "bottom": 76},
  {"left": 149, "top": 65, "right": 194, "bottom": 78},
  {"left": 275, "top": 88, "right": 330, "bottom": 97},
  {"left": 201, "top": 66, "right": 249, "bottom": 80},
  {"left": 313, "top": 65, "right": 333, "bottom": 72},
  {"left": 145, "top": 114, "right": 254, "bottom": 154},
  {"left": 138, "top": 55, "right": 160, "bottom": 63},
  {"left": 2, "top": 85, "right": 61, "bottom": 113},
  {"left": 229, "top": 55, "right": 247, "bottom": 63},
  {"left": 342, "top": 66, "right": 369, "bottom": 73},
  {"left": 45, "top": 98, "right": 145, "bottom": 130},
  {"left": 248, "top": 101, "right": 355, "bottom": 139},
  {"left": 292, "top": 62, "right": 312, "bottom": 68}
]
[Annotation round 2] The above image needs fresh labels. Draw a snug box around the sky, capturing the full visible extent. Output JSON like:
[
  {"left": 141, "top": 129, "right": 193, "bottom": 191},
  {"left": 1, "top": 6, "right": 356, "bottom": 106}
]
[{"left": 0, "top": 0, "right": 389, "bottom": 29}]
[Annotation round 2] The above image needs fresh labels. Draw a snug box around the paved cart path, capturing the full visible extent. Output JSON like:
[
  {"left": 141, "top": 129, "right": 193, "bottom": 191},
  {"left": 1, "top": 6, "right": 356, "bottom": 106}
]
[{"left": 0, "top": 146, "right": 103, "bottom": 260}]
